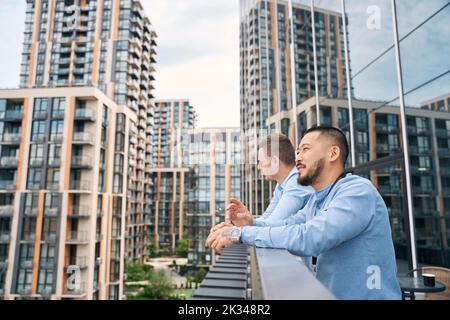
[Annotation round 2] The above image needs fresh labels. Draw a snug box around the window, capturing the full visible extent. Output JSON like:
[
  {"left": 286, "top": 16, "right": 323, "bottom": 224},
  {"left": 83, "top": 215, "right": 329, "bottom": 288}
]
[
  {"left": 16, "top": 269, "right": 33, "bottom": 294},
  {"left": 51, "top": 98, "right": 65, "bottom": 118},
  {"left": 24, "top": 193, "right": 39, "bottom": 211},
  {"left": 31, "top": 121, "right": 46, "bottom": 141},
  {"left": 27, "top": 168, "right": 42, "bottom": 189},
  {"left": 114, "top": 154, "right": 123, "bottom": 173},
  {"left": 40, "top": 244, "right": 55, "bottom": 264},
  {"left": 116, "top": 113, "right": 126, "bottom": 132},
  {"left": 33, "top": 98, "right": 49, "bottom": 118},
  {"left": 42, "top": 217, "right": 57, "bottom": 241},
  {"left": 44, "top": 193, "right": 59, "bottom": 210},
  {"left": 113, "top": 174, "right": 123, "bottom": 193},
  {"left": 29, "top": 144, "right": 44, "bottom": 162},
  {"left": 356, "top": 131, "right": 368, "bottom": 145},
  {"left": 418, "top": 136, "right": 430, "bottom": 151},
  {"left": 50, "top": 120, "right": 64, "bottom": 141},
  {"left": 48, "top": 144, "right": 62, "bottom": 163},
  {"left": 46, "top": 168, "right": 60, "bottom": 187},
  {"left": 37, "top": 269, "right": 53, "bottom": 294},
  {"left": 115, "top": 132, "right": 125, "bottom": 152}
]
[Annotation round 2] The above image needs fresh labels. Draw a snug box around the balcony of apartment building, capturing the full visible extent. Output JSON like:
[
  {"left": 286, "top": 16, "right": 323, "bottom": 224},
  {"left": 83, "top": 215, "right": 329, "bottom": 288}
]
[
  {"left": 41, "top": 233, "right": 57, "bottom": 244},
  {"left": 68, "top": 204, "right": 91, "bottom": 219},
  {"left": 66, "top": 231, "right": 89, "bottom": 245},
  {"left": 0, "top": 174, "right": 16, "bottom": 191},
  {"left": 435, "top": 127, "right": 450, "bottom": 139},
  {"left": 408, "top": 145, "right": 432, "bottom": 156},
  {"left": 0, "top": 231, "right": 10, "bottom": 244},
  {"left": 71, "top": 155, "right": 93, "bottom": 169},
  {"left": 192, "top": 245, "right": 335, "bottom": 300},
  {"left": 0, "top": 132, "right": 21, "bottom": 144},
  {"left": 375, "top": 122, "right": 400, "bottom": 134},
  {"left": 1, "top": 109, "right": 23, "bottom": 122},
  {"left": 0, "top": 153, "right": 18, "bottom": 168},
  {"left": 62, "top": 282, "right": 87, "bottom": 299},
  {"left": 44, "top": 206, "right": 58, "bottom": 218},
  {"left": 0, "top": 203, "right": 13, "bottom": 218},
  {"left": 69, "top": 178, "right": 91, "bottom": 192},
  {"left": 72, "top": 131, "right": 95, "bottom": 145},
  {"left": 46, "top": 179, "right": 61, "bottom": 192},
  {"left": 412, "top": 184, "right": 435, "bottom": 196},
  {"left": 23, "top": 206, "right": 38, "bottom": 217},
  {"left": 0, "top": 254, "right": 8, "bottom": 271},
  {"left": 375, "top": 143, "right": 401, "bottom": 154},
  {"left": 74, "top": 108, "right": 96, "bottom": 122}
]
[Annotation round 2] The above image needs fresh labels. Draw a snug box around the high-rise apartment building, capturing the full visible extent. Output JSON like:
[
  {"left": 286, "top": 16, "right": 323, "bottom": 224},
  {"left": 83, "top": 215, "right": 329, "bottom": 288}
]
[
  {"left": 0, "top": 87, "right": 138, "bottom": 300},
  {"left": 240, "top": 0, "right": 348, "bottom": 214},
  {"left": 0, "top": 0, "right": 157, "bottom": 299},
  {"left": 182, "top": 128, "right": 241, "bottom": 267},
  {"left": 421, "top": 93, "right": 450, "bottom": 113},
  {"left": 149, "top": 100, "right": 196, "bottom": 254},
  {"left": 294, "top": 96, "right": 450, "bottom": 268}
]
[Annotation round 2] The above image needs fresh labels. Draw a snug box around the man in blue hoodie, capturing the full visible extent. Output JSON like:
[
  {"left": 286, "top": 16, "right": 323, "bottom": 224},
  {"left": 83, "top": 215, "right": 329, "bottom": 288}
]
[{"left": 207, "top": 126, "right": 402, "bottom": 300}]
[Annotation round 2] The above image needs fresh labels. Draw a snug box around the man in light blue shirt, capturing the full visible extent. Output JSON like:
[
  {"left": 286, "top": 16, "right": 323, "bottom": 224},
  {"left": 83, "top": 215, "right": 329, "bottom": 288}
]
[
  {"left": 226, "top": 134, "right": 313, "bottom": 227},
  {"left": 207, "top": 126, "right": 402, "bottom": 300}
]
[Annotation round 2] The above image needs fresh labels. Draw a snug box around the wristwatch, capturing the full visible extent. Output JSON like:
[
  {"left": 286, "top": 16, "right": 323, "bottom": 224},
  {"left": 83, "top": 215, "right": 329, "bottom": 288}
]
[{"left": 230, "top": 226, "right": 242, "bottom": 244}]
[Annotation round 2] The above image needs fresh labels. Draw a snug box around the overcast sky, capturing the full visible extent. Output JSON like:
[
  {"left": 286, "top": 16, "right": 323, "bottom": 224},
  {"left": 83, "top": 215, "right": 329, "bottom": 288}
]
[
  {"left": 0, "top": 0, "right": 240, "bottom": 128},
  {"left": 0, "top": 0, "right": 448, "bottom": 125}
]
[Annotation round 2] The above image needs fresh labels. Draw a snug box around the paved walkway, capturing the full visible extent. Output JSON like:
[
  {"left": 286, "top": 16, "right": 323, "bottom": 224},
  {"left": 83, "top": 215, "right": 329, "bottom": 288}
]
[{"left": 145, "top": 257, "right": 188, "bottom": 287}]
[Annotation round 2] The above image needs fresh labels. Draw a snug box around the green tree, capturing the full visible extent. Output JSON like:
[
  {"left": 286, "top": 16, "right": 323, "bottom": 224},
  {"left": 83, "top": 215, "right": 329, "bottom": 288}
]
[
  {"left": 126, "top": 263, "right": 153, "bottom": 281},
  {"left": 147, "top": 238, "right": 157, "bottom": 258},
  {"left": 176, "top": 232, "right": 188, "bottom": 258},
  {"left": 138, "top": 270, "right": 173, "bottom": 300},
  {"left": 193, "top": 268, "right": 207, "bottom": 284}
]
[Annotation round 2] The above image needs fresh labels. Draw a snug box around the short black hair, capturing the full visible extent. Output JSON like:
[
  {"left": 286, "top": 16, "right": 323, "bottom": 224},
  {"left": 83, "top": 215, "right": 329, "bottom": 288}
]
[
  {"left": 302, "top": 126, "right": 349, "bottom": 165},
  {"left": 258, "top": 134, "right": 296, "bottom": 166}
]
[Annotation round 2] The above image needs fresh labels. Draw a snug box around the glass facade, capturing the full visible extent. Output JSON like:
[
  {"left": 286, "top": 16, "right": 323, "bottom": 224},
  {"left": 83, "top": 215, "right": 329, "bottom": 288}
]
[{"left": 240, "top": 0, "right": 450, "bottom": 271}]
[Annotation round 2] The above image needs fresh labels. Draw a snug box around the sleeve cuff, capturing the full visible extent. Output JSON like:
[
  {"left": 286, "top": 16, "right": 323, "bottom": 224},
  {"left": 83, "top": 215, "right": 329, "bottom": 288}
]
[
  {"left": 241, "top": 226, "right": 259, "bottom": 245},
  {"left": 252, "top": 218, "right": 267, "bottom": 227}
]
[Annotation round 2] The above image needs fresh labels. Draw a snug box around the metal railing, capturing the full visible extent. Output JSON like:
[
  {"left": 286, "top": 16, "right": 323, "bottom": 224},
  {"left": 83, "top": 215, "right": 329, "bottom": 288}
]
[
  {"left": 0, "top": 156, "right": 19, "bottom": 167},
  {"left": 66, "top": 231, "right": 89, "bottom": 243},
  {"left": 0, "top": 133, "right": 21, "bottom": 143},
  {"left": 65, "top": 256, "right": 87, "bottom": 268},
  {"left": 69, "top": 180, "right": 91, "bottom": 191},
  {"left": 0, "top": 180, "right": 16, "bottom": 190},
  {"left": 24, "top": 207, "right": 38, "bottom": 216},
  {"left": 250, "top": 247, "right": 335, "bottom": 300},
  {"left": 71, "top": 205, "right": 91, "bottom": 217},
  {"left": 74, "top": 109, "right": 96, "bottom": 121},
  {"left": 71, "top": 155, "right": 93, "bottom": 168},
  {"left": 44, "top": 207, "right": 58, "bottom": 217},
  {"left": 29, "top": 157, "right": 44, "bottom": 167},
  {"left": 72, "top": 132, "right": 94, "bottom": 144},
  {"left": 0, "top": 233, "right": 11, "bottom": 242}
]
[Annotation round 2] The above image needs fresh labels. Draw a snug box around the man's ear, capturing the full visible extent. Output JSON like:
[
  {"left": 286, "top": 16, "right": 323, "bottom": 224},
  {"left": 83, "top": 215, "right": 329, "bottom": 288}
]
[
  {"left": 271, "top": 156, "right": 280, "bottom": 167},
  {"left": 329, "top": 146, "right": 341, "bottom": 163}
]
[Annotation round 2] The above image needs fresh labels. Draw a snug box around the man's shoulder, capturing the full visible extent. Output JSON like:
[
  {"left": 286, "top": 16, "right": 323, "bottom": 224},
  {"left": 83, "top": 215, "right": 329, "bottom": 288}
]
[{"left": 339, "top": 174, "right": 379, "bottom": 195}]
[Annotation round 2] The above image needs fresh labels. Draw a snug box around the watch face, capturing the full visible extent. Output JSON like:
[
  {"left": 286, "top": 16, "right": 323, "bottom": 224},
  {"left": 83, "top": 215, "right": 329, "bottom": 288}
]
[{"left": 230, "top": 228, "right": 241, "bottom": 242}]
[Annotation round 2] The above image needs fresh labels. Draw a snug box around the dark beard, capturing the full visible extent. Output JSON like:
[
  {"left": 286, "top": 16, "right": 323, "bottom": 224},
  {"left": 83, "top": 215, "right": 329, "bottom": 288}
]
[{"left": 297, "top": 158, "right": 325, "bottom": 186}]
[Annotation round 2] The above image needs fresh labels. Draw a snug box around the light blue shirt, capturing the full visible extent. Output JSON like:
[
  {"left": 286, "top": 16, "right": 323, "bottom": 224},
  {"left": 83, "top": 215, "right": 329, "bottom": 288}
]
[
  {"left": 253, "top": 167, "right": 313, "bottom": 227},
  {"left": 241, "top": 173, "right": 402, "bottom": 300}
]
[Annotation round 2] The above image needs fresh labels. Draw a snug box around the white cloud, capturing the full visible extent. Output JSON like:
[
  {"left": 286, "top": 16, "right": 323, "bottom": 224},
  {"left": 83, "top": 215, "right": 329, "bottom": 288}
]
[
  {"left": 0, "top": 1, "right": 26, "bottom": 88},
  {"left": 143, "top": 0, "right": 240, "bottom": 127},
  {"left": 154, "top": 53, "right": 240, "bottom": 128}
]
